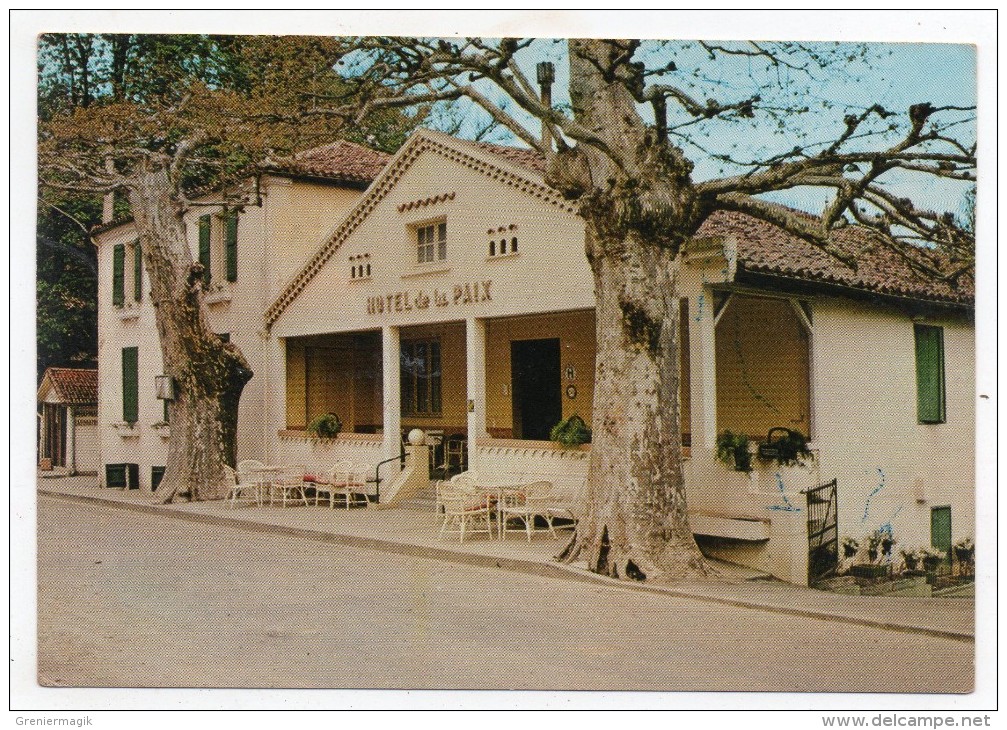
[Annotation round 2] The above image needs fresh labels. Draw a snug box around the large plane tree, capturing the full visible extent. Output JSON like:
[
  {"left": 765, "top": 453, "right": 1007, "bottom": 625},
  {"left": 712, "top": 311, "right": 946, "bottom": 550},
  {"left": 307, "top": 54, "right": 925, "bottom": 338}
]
[
  {"left": 325, "top": 37, "right": 975, "bottom": 581},
  {"left": 38, "top": 34, "right": 419, "bottom": 502}
]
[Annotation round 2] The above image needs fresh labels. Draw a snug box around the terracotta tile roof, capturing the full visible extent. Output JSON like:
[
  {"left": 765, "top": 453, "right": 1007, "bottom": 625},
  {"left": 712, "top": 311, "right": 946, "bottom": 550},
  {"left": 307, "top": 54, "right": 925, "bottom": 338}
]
[
  {"left": 260, "top": 140, "right": 391, "bottom": 185},
  {"left": 41, "top": 368, "right": 98, "bottom": 404},
  {"left": 696, "top": 209, "right": 973, "bottom": 306},
  {"left": 466, "top": 140, "right": 547, "bottom": 175}
]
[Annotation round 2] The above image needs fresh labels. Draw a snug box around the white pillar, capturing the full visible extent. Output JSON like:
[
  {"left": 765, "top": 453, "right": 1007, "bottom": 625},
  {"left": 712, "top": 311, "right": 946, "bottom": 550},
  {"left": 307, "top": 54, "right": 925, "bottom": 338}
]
[
  {"left": 690, "top": 288, "right": 718, "bottom": 450},
  {"left": 263, "top": 334, "right": 286, "bottom": 465},
  {"left": 465, "top": 317, "right": 488, "bottom": 470},
  {"left": 382, "top": 325, "right": 402, "bottom": 463},
  {"left": 67, "top": 405, "right": 76, "bottom": 474}
]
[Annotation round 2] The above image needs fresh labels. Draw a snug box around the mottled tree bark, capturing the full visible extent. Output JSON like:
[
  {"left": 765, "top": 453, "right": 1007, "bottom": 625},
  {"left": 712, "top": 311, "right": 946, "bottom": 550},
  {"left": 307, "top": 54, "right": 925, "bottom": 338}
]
[
  {"left": 128, "top": 165, "right": 252, "bottom": 503},
  {"left": 551, "top": 39, "right": 714, "bottom": 581}
]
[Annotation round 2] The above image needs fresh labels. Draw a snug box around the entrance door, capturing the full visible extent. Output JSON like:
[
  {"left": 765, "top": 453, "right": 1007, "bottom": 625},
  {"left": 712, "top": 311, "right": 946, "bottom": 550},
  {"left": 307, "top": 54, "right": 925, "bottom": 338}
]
[{"left": 511, "top": 338, "right": 561, "bottom": 441}]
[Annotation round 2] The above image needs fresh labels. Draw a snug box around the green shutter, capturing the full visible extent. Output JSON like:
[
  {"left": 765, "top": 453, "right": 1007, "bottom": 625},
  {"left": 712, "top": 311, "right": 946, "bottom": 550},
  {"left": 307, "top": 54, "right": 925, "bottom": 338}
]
[
  {"left": 198, "top": 214, "right": 212, "bottom": 287},
  {"left": 224, "top": 212, "right": 238, "bottom": 282},
  {"left": 112, "top": 244, "right": 125, "bottom": 306},
  {"left": 133, "top": 241, "right": 143, "bottom": 301},
  {"left": 122, "top": 347, "right": 139, "bottom": 424},
  {"left": 914, "top": 325, "right": 946, "bottom": 424}
]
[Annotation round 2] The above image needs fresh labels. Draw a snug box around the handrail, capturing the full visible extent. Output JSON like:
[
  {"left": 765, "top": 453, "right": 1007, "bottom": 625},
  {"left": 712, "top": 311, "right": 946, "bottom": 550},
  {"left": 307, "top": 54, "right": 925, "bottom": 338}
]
[{"left": 372, "top": 445, "right": 406, "bottom": 502}]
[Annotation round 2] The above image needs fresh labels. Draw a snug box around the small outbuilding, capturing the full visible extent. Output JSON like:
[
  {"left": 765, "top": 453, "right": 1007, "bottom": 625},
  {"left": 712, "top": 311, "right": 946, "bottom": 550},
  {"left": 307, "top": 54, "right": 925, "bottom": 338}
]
[{"left": 38, "top": 367, "right": 99, "bottom": 475}]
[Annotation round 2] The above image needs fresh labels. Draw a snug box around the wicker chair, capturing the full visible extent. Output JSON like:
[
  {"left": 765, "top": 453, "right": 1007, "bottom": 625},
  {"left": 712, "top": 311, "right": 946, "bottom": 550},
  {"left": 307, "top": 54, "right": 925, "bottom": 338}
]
[
  {"left": 499, "top": 481, "right": 558, "bottom": 540},
  {"left": 438, "top": 482, "right": 493, "bottom": 542}
]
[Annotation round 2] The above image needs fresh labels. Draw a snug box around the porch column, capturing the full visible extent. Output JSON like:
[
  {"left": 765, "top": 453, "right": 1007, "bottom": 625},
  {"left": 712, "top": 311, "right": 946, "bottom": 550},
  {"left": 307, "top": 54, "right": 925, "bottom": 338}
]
[
  {"left": 263, "top": 335, "right": 286, "bottom": 466},
  {"left": 465, "top": 317, "right": 488, "bottom": 470},
  {"left": 381, "top": 325, "right": 402, "bottom": 463},
  {"left": 67, "top": 405, "right": 76, "bottom": 474},
  {"left": 690, "top": 288, "right": 718, "bottom": 450}
]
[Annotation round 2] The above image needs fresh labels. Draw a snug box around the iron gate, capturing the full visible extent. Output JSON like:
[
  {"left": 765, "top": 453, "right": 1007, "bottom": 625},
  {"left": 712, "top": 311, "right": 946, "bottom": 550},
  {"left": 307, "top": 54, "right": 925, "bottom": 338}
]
[{"left": 804, "top": 479, "right": 838, "bottom": 585}]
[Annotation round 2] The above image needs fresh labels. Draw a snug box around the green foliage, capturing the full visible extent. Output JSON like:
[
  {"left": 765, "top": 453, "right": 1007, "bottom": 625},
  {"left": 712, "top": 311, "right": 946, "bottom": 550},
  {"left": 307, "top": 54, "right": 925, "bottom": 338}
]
[
  {"left": 306, "top": 413, "right": 342, "bottom": 439},
  {"left": 550, "top": 414, "right": 591, "bottom": 448},
  {"left": 758, "top": 428, "right": 813, "bottom": 467},
  {"left": 715, "top": 430, "right": 752, "bottom": 472},
  {"left": 36, "top": 193, "right": 99, "bottom": 380}
]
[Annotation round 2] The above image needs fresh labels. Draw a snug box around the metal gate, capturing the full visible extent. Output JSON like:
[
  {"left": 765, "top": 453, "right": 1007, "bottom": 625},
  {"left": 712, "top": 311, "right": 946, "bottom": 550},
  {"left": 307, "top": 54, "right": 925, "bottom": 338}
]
[{"left": 804, "top": 479, "right": 838, "bottom": 586}]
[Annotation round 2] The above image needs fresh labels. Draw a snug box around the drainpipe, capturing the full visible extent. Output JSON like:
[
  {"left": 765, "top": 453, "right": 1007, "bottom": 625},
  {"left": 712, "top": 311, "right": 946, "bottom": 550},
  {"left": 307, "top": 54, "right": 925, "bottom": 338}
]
[{"left": 536, "top": 62, "right": 555, "bottom": 152}]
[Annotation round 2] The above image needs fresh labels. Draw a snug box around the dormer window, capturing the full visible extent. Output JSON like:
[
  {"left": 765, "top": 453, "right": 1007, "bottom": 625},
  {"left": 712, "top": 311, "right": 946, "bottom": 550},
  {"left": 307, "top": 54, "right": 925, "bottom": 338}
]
[{"left": 417, "top": 221, "right": 447, "bottom": 264}]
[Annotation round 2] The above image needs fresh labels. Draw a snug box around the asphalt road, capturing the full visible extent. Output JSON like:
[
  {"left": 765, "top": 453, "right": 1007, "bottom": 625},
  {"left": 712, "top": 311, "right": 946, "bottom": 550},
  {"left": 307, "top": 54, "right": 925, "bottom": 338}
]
[{"left": 36, "top": 494, "right": 973, "bottom": 691}]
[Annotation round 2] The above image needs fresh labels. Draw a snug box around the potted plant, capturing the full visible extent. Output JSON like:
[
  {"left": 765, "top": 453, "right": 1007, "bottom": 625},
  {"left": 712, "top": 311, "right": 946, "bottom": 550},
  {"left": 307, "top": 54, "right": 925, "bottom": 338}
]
[
  {"left": 953, "top": 537, "right": 974, "bottom": 576},
  {"left": 841, "top": 537, "right": 860, "bottom": 560},
  {"left": 920, "top": 546, "right": 946, "bottom": 573},
  {"left": 880, "top": 532, "right": 896, "bottom": 560},
  {"left": 550, "top": 414, "right": 591, "bottom": 448},
  {"left": 757, "top": 427, "right": 813, "bottom": 467},
  {"left": 900, "top": 548, "right": 921, "bottom": 573},
  {"left": 850, "top": 530, "right": 891, "bottom": 579},
  {"left": 306, "top": 412, "right": 342, "bottom": 439},
  {"left": 715, "top": 431, "right": 752, "bottom": 473}
]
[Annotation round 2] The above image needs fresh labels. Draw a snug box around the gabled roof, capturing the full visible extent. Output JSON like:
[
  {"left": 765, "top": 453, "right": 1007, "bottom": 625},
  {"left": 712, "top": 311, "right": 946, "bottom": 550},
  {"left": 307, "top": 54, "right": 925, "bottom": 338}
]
[
  {"left": 265, "top": 129, "right": 577, "bottom": 326},
  {"left": 259, "top": 140, "right": 391, "bottom": 187},
  {"left": 696, "top": 209, "right": 973, "bottom": 307},
  {"left": 38, "top": 367, "right": 98, "bottom": 405}
]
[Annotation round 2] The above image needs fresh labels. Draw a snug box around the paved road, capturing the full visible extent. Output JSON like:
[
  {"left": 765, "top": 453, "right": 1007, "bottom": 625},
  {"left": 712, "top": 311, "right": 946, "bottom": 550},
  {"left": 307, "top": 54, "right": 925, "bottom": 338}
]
[{"left": 37, "top": 494, "right": 973, "bottom": 691}]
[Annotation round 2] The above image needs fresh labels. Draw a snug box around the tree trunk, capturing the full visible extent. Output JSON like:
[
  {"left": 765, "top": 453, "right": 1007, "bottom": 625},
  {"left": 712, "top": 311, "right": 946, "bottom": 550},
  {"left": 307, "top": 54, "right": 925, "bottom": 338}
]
[
  {"left": 127, "top": 166, "right": 252, "bottom": 502},
  {"left": 557, "top": 225, "right": 714, "bottom": 581},
  {"left": 552, "top": 39, "right": 714, "bottom": 581}
]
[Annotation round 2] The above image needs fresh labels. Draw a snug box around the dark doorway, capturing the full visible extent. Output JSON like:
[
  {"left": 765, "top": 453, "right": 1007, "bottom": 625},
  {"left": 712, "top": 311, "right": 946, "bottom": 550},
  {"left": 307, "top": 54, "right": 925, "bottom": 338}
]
[{"left": 511, "top": 338, "right": 561, "bottom": 441}]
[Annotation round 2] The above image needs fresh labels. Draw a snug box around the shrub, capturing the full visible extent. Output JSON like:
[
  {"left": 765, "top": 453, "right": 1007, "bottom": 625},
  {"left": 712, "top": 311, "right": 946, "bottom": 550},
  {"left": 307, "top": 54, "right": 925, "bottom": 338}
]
[
  {"left": 306, "top": 412, "right": 342, "bottom": 439},
  {"left": 550, "top": 415, "right": 591, "bottom": 448},
  {"left": 716, "top": 430, "right": 752, "bottom": 473}
]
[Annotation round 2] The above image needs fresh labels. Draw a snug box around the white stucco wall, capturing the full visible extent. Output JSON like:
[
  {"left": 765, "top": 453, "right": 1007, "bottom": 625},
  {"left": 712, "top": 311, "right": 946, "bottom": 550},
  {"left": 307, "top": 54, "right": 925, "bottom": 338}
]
[{"left": 94, "top": 175, "right": 365, "bottom": 490}]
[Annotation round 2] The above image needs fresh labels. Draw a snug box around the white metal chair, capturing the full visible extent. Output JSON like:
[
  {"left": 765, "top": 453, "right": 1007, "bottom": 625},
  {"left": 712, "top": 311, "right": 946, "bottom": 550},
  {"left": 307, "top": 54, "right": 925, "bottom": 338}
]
[
  {"left": 317, "top": 459, "right": 353, "bottom": 509},
  {"left": 235, "top": 459, "right": 267, "bottom": 506},
  {"left": 499, "top": 481, "right": 558, "bottom": 540},
  {"left": 438, "top": 482, "right": 493, "bottom": 542},
  {"left": 270, "top": 465, "right": 309, "bottom": 507},
  {"left": 329, "top": 462, "right": 371, "bottom": 509}
]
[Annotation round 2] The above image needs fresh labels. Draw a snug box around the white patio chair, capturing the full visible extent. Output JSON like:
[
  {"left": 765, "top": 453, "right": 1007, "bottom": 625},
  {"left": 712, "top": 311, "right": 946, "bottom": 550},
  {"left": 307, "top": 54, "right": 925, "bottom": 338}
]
[
  {"left": 270, "top": 464, "right": 309, "bottom": 507},
  {"left": 330, "top": 462, "right": 371, "bottom": 509},
  {"left": 318, "top": 459, "right": 353, "bottom": 509},
  {"left": 235, "top": 460, "right": 267, "bottom": 506},
  {"left": 224, "top": 465, "right": 249, "bottom": 507},
  {"left": 499, "top": 481, "right": 558, "bottom": 541},
  {"left": 438, "top": 482, "right": 493, "bottom": 542}
]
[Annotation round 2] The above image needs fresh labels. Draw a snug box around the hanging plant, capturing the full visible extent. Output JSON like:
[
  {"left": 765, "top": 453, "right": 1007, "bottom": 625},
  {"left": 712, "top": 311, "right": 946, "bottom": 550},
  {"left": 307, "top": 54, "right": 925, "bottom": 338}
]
[
  {"left": 550, "top": 414, "right": 592, "bottom": 448},
  {"left": 757, "top": 427, "right": 813, "bottom": 467},
  {"left": 715, "top": 430, "right": 752, "bottom": 473},
  {"left": 306, "top": 412, "right": 342, "bottom": 439}
]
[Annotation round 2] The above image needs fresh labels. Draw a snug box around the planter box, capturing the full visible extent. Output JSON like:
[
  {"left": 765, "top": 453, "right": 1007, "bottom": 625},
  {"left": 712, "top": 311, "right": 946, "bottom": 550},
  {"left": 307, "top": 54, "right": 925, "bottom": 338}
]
[{"left": 850, "top": 563, "right": 891, "bottom": 579}]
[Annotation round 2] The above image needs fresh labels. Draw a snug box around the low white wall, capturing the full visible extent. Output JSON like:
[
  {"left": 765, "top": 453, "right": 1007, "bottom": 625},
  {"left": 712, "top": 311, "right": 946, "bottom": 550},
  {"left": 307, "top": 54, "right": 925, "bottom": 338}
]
[
  {"left": 273, "top": 431, "right": 390, "bottom": 485},
  {"left": 474, "top": 438, "right": 589, "bottom": 504},
  {"left": 73, "top": 419, "right": 100, "bottom": 474}
]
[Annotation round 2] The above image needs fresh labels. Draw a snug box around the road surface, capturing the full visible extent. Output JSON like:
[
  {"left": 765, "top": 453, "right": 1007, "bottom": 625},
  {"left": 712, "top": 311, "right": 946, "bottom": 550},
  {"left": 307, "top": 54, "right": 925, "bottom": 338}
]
[{"left": 36, "top": 494, "right": 972, "bottom": 691}]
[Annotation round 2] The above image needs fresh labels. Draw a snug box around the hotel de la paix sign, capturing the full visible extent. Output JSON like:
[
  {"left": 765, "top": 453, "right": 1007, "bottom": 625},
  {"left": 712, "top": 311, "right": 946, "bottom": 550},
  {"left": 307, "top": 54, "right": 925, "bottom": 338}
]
[{"left": 367, "top": 280, "right": 493, "bottom": 316}]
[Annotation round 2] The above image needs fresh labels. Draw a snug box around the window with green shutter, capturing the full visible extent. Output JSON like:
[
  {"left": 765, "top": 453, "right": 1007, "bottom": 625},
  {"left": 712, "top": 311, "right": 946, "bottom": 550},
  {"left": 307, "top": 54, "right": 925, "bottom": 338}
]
[
  {"left": 224, "top": 211, "right": 238, "bottom": 282},
  {"left": 914, "top": 324, "right": 946, "bottom": 424},
  {"left": 122, "top": 347, "right": 139, "bottom": 424},
  {"left": 198, "top": 214, "right": 212, "bottom": 286},
  {"left": 133, "top": 241, "right": 143, "bottom": 301},
  {"left": 112, "top": 244, "right": 125, "bottom": 306}
]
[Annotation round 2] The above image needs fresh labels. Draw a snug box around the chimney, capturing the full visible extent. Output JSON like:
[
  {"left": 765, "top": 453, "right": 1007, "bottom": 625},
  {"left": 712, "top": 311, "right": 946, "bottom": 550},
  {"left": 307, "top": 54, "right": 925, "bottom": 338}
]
[
  {"left": 102, "top": 156, "right": 115, "bottom": 224},
  {"left": 536, "top": 62, "right": 555, "bottom": 152}
]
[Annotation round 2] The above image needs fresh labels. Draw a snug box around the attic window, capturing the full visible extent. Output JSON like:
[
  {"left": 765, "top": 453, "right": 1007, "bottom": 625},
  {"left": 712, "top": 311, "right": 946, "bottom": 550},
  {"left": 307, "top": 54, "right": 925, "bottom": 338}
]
[
  {"left": 488, "top": 224, "right": 518, "bottom": 258},
  {"left": 350, "top": 254, "right": 372, "bottom": 280}
]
